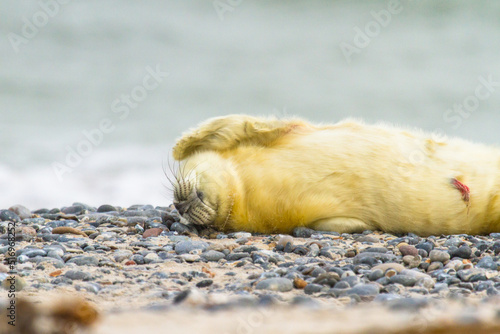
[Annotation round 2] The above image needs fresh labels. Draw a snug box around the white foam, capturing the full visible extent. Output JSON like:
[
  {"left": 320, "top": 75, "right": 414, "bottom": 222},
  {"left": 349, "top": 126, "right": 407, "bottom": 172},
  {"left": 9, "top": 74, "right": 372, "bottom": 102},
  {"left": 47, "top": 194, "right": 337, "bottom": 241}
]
[{"left": 0, "top": 146, "right": 175, "bottom": 210}]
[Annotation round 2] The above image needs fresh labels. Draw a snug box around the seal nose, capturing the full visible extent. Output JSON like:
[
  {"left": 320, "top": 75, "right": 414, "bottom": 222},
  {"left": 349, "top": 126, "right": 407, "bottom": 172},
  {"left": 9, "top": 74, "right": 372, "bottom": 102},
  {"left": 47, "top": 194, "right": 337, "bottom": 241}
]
[{"left": 174, "top": 202, "right": 187, "bottom": 215}]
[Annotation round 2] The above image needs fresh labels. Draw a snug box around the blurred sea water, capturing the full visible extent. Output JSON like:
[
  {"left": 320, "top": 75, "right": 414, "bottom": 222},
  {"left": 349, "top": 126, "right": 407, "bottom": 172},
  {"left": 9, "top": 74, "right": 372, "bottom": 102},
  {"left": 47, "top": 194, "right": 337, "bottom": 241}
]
[{"left": 1, "top": 0, "right": 500, "bottom": 209}]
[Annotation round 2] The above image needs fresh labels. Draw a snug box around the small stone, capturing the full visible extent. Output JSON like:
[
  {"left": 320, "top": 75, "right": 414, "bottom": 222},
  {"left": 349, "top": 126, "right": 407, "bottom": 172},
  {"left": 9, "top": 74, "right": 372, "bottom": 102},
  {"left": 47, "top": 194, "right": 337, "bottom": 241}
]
[
  {"left": 175, "top": 241, "right": 209, "bottom": 255},
  {"left": 427, "top": 262, "right": 443, "bottom": 272},
  {"left": 49, "top": 270, "right": 63, "bottom": 277},
  {"left": 457, "top": 269, "right": 487, "bottom": 282},
  {"left": 255, "top": 278, "right": 293, "bottom": 292},
  {"left": 292, "top": 227, "right": 315, "bottom": 238},
  {"left": 179, "top": 254, "right": 200, "bottom": 262},
  {"left": 416, "top": 242, "right": 434, "bottom": 254},
  {"left": 355, "top": 235, "right": 379, "bottom": 243},
  {"left": 170, "top": 222, "right": 197, "bottom": 234},
  {"left": 313, "top": 272, "right": 340, "bottom": 287},
  {"left": 131, "top": 254, "right": 145, "bottom": 264},
  {"left": 429, "top": 250, "right": 450, "bottom": 263},
  {"left": 61, "top": 205, "right": 85, "bottom": 215},
  {"left": 8, "top": 205, "right": 31, "bottom": 220},
  {"left": 304, "top": 283, "right": 324, "bottom": 294},
  {"left": 174, "top": 289, "right": 207, "bottom": 306},
  {"left": 142, "top": 228, "right": 164, "bottom": 238},
  {"left": 450, "top": 245, "right": 472, "bottom": 259},
  {"left": 0, "top": 210, "right": 20, "bottom": 223},
  {"left": 345, "top": 249, "right": 357, "bottom": 258},
  {"left": 372, "top": 263, "right": 405, "bottom": 273},
  {"left": 399, "top": 245, "right": 418, "bottom": 256},
  {"left": 389, "top": 274, "right": 418, "bottom": 287},
  {"left": 293, "top": 277, "right": 308, "bottom": 289},
  {"left": 22, "top": 249, "right": 47, "bottom": 258},
  {"left": 353, "top": 252, "right": 396, "bottom": 265},
  {"left": 16, "top": 226, "right": 37, "bottom": 241},
  {"left": 476, "top": 256, "right": 498, "bottom": 270},
  {"left": 75, "top": 282, "right": 101, "bottom": 294},
  {"left": 196, "top": 279, "right": 213, "bottom": 288},
  {"left": 113, "top": 250, "right": 133, "bottom": 263},
  {"left": 369, "top": 269, "right": 384, "bottom": 281},
  {"left": 97, "top": 204, "right": 118, "bottom": 212},
  {"left": 201, "top": 250, "right": 225, "bottom": 262},
  {"left": 228, "top": 232, "right": 252, "bottom": 239},
  {"left": 144, "top": 253, "right": 160, "bottom": 263},
  {"left": 66, "top": 256, "right": 99, "bottom": 266},
  {"left": 403, "top": 255, "right": 421, "bottom": 268},
  {"left": 226, "top": 252, "right": 250, "bottom": 261},
  {"left": 277, "top": 235, "right": 294, "bottom": 247},
  {"left": 52, "top": 226, "right": 88, "bottom": 237},
  {"left": 64, "top": 270, "right": 92, "bottom": 281},
  {"left": 2, "top": 275, "right": 27, "bottom": 291},
  {"left": 345, "top": 284, "right": 379, "bottom": 297},
  {"left": 385, "top": 269, "right": 397, "bottom": 278}
]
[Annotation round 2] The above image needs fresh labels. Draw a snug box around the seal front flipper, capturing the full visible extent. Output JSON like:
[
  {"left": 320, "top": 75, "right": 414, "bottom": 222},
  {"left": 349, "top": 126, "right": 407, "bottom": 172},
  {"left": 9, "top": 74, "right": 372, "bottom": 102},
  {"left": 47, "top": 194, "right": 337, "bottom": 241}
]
[
  {"left": 310, "top": 217, "right": 373, "bottom": 234},
  {"left": 173, "top": 114, "right": 305, "bottom": 161}
]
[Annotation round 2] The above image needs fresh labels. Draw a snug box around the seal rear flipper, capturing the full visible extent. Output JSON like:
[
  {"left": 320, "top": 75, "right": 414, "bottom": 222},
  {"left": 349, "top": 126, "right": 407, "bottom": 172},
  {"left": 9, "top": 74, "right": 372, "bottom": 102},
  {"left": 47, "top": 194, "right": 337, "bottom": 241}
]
[{"left": 173, "top": 114, "right": 304, "bottom": 160}]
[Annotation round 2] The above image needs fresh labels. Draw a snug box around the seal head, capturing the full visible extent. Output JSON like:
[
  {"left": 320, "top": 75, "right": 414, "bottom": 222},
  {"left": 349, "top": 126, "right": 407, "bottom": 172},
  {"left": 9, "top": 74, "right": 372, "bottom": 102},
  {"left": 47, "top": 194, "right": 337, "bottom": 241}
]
[{"left": 173, "top": 151, "right": 237, "bottom": 229}]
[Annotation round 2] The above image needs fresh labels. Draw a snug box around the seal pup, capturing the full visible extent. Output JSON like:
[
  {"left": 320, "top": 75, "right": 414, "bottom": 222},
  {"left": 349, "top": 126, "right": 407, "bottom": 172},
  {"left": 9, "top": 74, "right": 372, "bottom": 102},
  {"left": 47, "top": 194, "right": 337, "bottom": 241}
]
[{"left": 171, "top": 115, "right": 500, "bottom": 236}]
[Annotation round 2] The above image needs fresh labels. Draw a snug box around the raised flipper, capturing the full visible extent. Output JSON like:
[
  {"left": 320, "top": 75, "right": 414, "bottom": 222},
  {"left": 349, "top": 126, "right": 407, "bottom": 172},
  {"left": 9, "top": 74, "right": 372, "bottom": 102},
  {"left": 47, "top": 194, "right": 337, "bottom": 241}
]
[
  {"left": 310, "top": 217, "right": 373, "bottom": 234},
  {"left": 172, "top": 114, "right": 305, "bottom": 161}
]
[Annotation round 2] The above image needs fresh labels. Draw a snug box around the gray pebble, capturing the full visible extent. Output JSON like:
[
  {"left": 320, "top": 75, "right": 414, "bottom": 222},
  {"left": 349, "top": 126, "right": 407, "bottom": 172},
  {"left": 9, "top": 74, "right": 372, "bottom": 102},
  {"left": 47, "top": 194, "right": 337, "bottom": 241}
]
[
  {"left": 65, "top": 270, "right": 92, "bottom": 281},
  {"left": 22, "top": 249, "right": 47, "bottom": 258},
  {"left": 175, "top": 241, "right": 209, "bottom": 255},
  {"left": 113, "top": 250, "right": 133, "bottom": 263},
  {"left": 144, "top": 253, "right": 161, "bottom": 263},
  {"left": 9, "top": 205, "right": 31, "bottom": 220},
  {"left": 450, "top": 245, "right": 472, "bottom": 259},
  {"left": 369, "top": 269, "right": 385, "bottom": 281},
  {"left": 389, "top": 274, "right": 418, "bottom": 287},
  {"left": 304, "top": 283, "right": 325, "bottom": 294},
  {"left": 226, "top": 252, "right": 250, "bottom": 261},
  {"left": 196, "top": 279, "right": 213, "bottom": 288},
  {"left": 75, "top": 282, "right": 101, "bottom": 294},
  {"left": 201, "top": 250, "right": 225, "bottom": 262},
  {"left": 429, "top": 250, "right": 450, "bottom": 263},
  {"left": 255, "top": 278, "right": 293, "bottom": 292},
  {"left": 292, "top": 227, "right": 315, "bottom": 238},
  {"left": 457, "top": 269, "right": 487, "bottom": 282},
  {"left": 476, "top": 256, "right": 498, "bottom": 270},
  {"left": 345, "top": 284, "right": 379, "bottom": 297},
  {"left": 66, "top": 256, "right": 99, "bottom": 266},
  {"left": 228, "top": 232, "right": 252, "bottom": 239},
  {"left": 97, "top": 204, "right": 118, "bottom": 213},
  {"left": 131, "top": 254, "right": 145, "bottom": 264},
  {"left": 0, "top": 210, "right": 20, "bottom": 223}
]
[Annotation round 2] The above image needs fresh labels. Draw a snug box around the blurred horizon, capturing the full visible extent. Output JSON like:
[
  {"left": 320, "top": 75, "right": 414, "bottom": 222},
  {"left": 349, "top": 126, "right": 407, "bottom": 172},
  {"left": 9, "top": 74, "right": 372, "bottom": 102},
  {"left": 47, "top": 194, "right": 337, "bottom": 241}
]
[{"left": 1, "top": 0, "right": 500, "bottom": 209}]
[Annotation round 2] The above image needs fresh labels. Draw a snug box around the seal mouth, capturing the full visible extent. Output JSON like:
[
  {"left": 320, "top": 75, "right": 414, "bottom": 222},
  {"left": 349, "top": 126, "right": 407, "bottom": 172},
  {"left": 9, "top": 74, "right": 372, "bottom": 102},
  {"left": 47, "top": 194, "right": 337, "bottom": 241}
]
[
  {"left": 178, "top": 200, "right": 217, "bottom": 226},
  {"left": 173, "top": 183, "right": 217, "bottom": 226}
]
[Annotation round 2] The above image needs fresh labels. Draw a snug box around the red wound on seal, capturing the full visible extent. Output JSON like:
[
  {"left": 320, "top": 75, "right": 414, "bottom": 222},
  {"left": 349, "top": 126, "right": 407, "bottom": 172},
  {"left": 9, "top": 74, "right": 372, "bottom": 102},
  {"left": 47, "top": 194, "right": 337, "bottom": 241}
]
[{"left": 451, "top": 178, "right": 470, "bottom": 207}]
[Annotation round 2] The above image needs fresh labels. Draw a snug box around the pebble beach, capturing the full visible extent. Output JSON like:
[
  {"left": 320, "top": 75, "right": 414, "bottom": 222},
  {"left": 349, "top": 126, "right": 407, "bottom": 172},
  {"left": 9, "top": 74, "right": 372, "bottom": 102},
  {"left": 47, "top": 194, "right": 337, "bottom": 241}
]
[{"left": 1, "top": 203, "right": 500, "bottom": 334}]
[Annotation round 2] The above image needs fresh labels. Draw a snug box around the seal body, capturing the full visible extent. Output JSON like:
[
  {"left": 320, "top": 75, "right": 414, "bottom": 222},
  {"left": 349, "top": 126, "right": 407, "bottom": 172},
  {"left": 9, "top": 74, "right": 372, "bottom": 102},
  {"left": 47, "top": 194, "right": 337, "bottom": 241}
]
[{"left": 172, "top": 115, "right": 500, "bottom": 236}]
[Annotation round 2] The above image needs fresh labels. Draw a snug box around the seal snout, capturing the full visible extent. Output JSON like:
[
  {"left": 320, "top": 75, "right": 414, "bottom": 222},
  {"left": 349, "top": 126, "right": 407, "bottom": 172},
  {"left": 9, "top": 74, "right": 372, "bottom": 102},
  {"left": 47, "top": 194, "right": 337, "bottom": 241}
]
[{"left": 174, "top": 201, "right": 189, "bottom": 215}]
